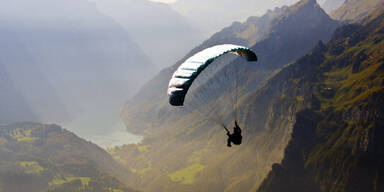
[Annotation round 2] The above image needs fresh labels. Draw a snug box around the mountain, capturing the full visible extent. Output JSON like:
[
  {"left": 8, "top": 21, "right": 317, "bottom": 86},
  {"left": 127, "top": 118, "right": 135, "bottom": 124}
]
[
  {"left": 0, "top": 0, "right": 156, "bottom": 135},
  {"left": 257, "top": 6, "right": 384, "bottom": 192},
  {"left": 0, "top": 122, "right": 137, "bottom": 192},
  {"left": 121, "top": 0, "right": 339, "bottom": 135},
  {"left": 171, "top": 0, "right": 300, "bottom": 36},
  {"left": 117, "top": 0, "right": 341, "bottom": 191},
  {"left": 321, "top": 0, "right": 345, "bottom": 13},
  {"left": 95, "top": 0, "right": 202, "bottom": 68},
  {"left": 331, "top": 0, "right": 384, "bottom": 21}
]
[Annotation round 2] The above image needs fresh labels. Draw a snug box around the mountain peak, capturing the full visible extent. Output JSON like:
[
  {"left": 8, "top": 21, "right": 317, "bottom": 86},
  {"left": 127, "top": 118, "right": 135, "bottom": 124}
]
[
  {"left": 285, "top": 0, "right": 326, "bottom": 19},
  {"left": 293, "top": 0, "right": 318, "bottom": 9},
  {"left": 331, "top": 0, "right": 384, "bottom": 21}
]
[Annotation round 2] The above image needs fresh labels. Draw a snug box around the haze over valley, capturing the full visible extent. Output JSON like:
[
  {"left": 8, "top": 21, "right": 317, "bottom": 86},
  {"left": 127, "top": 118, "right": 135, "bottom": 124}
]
[
  {"left": 0, "top": 0, "right": 383, "bottom": 191},
  {"left": 0, "top": 0, "right": 313, "bottom": 147}
]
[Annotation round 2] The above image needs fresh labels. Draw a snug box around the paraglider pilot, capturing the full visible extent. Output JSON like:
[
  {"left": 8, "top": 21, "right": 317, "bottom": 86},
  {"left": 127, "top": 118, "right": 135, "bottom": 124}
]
[{"left": 225, "top": 121, "right": 242, "bottom": 147}]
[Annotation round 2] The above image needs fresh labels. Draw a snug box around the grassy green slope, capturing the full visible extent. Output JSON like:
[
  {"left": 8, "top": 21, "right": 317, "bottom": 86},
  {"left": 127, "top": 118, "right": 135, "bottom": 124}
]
[
  {"left": 258, "top": 6, "right": 384, "bottom": 192},
  {"left": 0, "top": 122, "right": 137, "bottom": 192}
]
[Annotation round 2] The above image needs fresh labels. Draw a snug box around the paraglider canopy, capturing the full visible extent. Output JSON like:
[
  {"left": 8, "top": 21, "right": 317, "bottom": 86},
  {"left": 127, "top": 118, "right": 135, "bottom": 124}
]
[{"left": 167, "top": 44, "right": 257, "bottom": 106}]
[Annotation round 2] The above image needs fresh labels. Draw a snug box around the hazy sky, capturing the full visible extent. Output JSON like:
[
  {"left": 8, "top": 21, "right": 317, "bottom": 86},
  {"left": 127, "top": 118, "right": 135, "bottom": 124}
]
[
  {"left": 150, "top": 0, "right": 177, "bottom": 3},
  {"left": 148, "top": 0, "right": 327, "bottom": 5}
]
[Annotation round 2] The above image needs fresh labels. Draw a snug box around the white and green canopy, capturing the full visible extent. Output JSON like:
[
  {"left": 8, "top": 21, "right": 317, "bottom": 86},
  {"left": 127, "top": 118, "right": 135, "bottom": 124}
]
[{"left": 168, "top": 44, "right": 257, "bottom": 106}]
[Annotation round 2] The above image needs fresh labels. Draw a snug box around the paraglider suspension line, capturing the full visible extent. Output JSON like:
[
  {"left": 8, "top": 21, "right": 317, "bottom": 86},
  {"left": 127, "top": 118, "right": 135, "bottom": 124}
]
[{"left": 232, "top": 64, "right": 240, "bottom": 122}]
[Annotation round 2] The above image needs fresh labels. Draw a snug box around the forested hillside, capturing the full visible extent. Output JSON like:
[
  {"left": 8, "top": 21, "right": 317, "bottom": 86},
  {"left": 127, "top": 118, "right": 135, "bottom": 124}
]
[{"left": 0, "top": 122, "right": 137, "bottom": 192}]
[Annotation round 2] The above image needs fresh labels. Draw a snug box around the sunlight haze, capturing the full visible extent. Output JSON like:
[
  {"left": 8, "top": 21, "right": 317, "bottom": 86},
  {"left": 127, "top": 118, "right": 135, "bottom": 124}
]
[
  {"left": 1, "top": 0, "right": 384, "bottom": 190},
  {"left": 150, "top": 0, "right": 178, "bottom": 3}
]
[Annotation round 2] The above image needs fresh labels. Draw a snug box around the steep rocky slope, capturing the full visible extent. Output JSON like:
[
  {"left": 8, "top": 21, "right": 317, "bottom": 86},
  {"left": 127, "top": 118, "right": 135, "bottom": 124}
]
[
  {"left": 258, "top": 6, "right": 384, "bottom": 192},
  {"left": 0, "top": 122, "right": 137, "bottom": 192}
]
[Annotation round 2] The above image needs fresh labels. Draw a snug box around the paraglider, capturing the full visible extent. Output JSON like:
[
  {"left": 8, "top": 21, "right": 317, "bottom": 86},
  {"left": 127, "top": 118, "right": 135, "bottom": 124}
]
[
  {"left": 167, "top": 44, "right": 257, "bottom": 147},
  {"left": 167, "top": 44, "right": 257, "bottom": 106}
]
